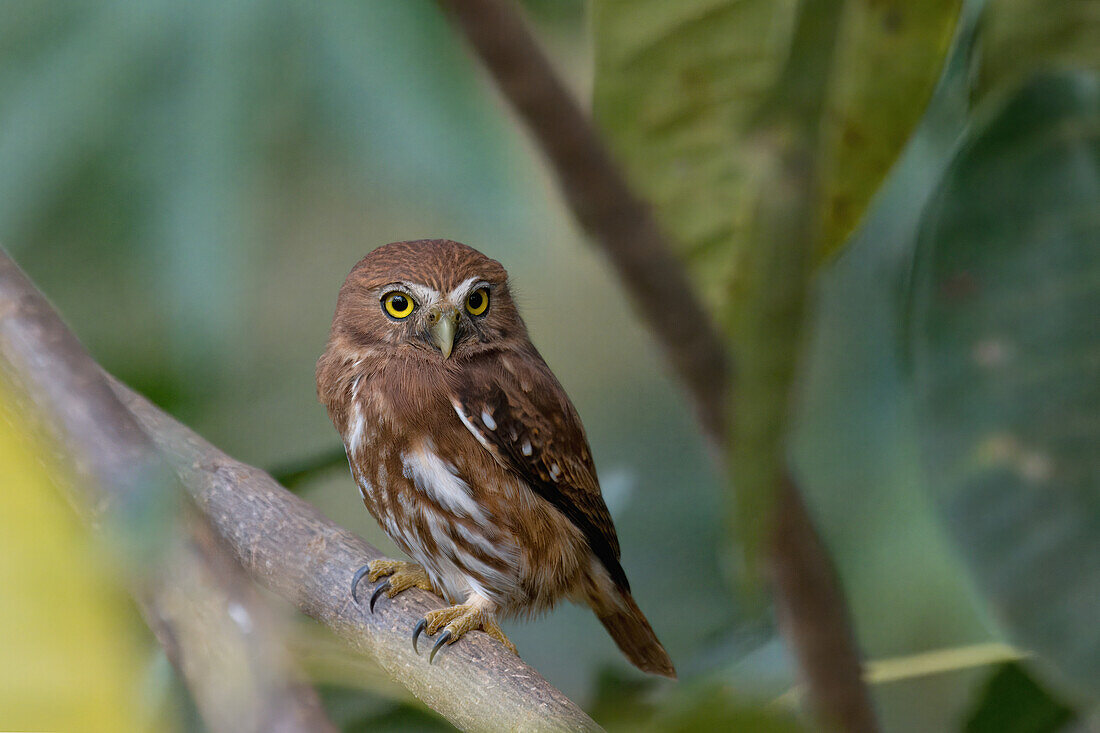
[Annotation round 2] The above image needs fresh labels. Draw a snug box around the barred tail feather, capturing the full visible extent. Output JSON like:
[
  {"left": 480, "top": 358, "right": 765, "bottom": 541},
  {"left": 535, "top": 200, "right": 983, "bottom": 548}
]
[{"left": 597, "top": 590, "right": 676, "bottom": 678}]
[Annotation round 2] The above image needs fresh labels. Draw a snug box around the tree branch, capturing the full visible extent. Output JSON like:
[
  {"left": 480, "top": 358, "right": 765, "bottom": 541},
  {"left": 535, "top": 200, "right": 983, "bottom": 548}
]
[
  {"left": 0, "top": 249, "right": 601, "bottom": 732},
  {"left": 0, "top": 251, "right": 334, "bottom": 733},
  {"left": 110, "top": 376, "right": 602, "bottom": 733},
  {"left": 438, "top": 1, "right": 877, "bottom": 730}
]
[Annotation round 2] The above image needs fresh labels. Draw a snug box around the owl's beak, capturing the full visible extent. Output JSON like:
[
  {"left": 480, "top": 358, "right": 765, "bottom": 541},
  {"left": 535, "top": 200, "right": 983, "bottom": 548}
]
[{"left": 428, "top": 308, "right": 458, "bottom": 359}]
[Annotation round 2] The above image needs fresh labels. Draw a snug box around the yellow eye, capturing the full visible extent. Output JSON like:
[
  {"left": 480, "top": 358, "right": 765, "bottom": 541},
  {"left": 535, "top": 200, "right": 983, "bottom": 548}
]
[
  {"left": 382, "top": 291, "right": 415, "bottom": 319},
  {"left": 465, "top": 287, "right": 489, "bottom": 316}
]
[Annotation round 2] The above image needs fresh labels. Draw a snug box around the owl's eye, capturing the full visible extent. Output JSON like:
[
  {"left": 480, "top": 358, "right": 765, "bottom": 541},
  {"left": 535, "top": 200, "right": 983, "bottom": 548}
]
[
  {"left": 465, "top": 287, "right": 489, "bottom": 316},
  {"left": 382, "top": 291, "right": 415, "bottom": 319}
]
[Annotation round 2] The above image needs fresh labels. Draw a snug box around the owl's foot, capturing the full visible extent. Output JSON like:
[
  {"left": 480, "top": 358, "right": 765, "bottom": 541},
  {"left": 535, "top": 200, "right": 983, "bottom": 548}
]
[
  {"left": 351, "top": 559, "right": 435, "bottom": 612},
  {"left": 412, "top": 597, "right": 518, "bottom": 662}
]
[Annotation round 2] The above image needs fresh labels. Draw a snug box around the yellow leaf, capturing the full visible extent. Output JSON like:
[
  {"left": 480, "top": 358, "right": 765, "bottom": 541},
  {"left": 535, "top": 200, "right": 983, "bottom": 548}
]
[{"left": 0, "top": 387, "right": 161, "bottom": 733}]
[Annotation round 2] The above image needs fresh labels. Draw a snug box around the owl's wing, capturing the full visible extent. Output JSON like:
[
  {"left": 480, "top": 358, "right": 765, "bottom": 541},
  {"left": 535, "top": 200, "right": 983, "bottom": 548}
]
[{"left": 449, "top": 355, "right": 629, "bottom": 591}]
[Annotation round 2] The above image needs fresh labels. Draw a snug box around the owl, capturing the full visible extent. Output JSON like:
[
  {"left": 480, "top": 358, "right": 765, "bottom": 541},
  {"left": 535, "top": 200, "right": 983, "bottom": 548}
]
[{"left": 316, "top": 239, "right": 674, "bottom": 677}]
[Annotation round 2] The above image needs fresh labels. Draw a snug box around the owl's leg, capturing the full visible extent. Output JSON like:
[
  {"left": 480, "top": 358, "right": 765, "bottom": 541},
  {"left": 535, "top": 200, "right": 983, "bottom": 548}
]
[
  {"left": 412, "top": 594, "right": 518, "bottom": 662},
  {"left": 351, "top": 559, "right": 436, "bottom": 613}
]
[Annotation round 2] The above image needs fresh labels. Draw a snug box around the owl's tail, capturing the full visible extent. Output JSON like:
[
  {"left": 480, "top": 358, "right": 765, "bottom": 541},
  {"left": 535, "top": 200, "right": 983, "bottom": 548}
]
[{"left": 597, "top": 589, "right": 677, "bottom": 678}]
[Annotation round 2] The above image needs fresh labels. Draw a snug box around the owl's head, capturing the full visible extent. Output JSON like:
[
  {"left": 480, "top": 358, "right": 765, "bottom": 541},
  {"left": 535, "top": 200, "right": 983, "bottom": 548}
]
[{"left": 329, "top": 239, "right": 528, "bottom": 361}]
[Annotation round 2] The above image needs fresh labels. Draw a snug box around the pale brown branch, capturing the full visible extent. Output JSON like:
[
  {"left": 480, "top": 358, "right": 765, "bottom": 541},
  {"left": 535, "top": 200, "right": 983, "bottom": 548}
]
[
  {"left": 438, "top": 1, "right": 877, "bottom": 730},
  {"left": 0, "top": 251, "right": 334, "bottom": 733},
  {"left": 110, "top": 376, "right": 601, "bottom": 733}
]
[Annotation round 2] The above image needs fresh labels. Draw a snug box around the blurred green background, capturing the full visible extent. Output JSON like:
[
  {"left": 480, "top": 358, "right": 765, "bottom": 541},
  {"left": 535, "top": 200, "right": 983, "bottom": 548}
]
[{"left": 2, "top": 0, "right": 1097, "bottom": 731}]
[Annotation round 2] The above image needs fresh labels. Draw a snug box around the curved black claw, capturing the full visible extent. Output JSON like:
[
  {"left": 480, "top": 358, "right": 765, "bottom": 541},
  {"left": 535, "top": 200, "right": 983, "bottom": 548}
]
[
  {"left": 351, "top": 565, "right": 372, "bottom": 603},
  {"left": 369, "top": 580, "right": 391, "bottom": 614},
  {"left": 429, "top": 629, "right": 452, "bottom": 664},
  {"left": 412, "top": 618, "right": 427, "bottom": 654}
]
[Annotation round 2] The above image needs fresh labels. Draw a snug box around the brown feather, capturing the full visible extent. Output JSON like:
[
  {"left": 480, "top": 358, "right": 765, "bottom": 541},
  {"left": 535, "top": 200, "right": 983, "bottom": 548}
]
[
  {"left": 597, "top": 590, "right": 677, "bottom": 678},
  {"left": 448, "top": 349, "right": 629, "bottom": 590}
]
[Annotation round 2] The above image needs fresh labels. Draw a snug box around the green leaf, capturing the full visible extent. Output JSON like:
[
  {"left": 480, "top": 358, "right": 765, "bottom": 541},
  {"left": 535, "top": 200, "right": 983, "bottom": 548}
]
[
  {"left": 909, "top": 72, "right": 1100, "bottom": 702},
  {"left": 819, "top": 0, "right": 960, "bottom": 257},
  {"left": 592, "top": 0, "right": 960, "bottom": 310},
  {"left": 592, "top": 0, "right": 798, "bottom": 313},
  {"left": 964, "top": 662, "right": 1076, "bottom": 733},
  {"left": 975, "top": 0, "right": 1100, "bottom": 105}
]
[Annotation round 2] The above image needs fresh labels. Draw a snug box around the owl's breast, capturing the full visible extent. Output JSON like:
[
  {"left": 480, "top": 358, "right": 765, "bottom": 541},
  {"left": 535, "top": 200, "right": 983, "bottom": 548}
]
[
  {"left": 340, "top": 369, "right": 590, "bottom": 611},
  {"left": 340, "top": 377, "right": 525, "bottom": 605}
]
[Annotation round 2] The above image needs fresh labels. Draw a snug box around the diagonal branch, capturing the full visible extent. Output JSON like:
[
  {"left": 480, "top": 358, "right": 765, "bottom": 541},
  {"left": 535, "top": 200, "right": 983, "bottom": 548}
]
[
  {"left": 111, "top": 376, "right": 602, "bottom": 733},
  {"left": 437, "top": 1, "right": 877, "bottom": 730},
  {"left": 0, "top": 251, "right": 334, "bottom": 733},
  {"left": 0, "top": 249, "right": 601, "bottom": 732}
]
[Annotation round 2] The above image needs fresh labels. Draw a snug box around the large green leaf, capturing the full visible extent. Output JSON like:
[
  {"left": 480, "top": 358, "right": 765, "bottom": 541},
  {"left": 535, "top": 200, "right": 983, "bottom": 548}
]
[
  {"left": 975, "top": 0, "right": 1100, "bottom": 104},
  {"left": 909, "top": 72, "right": 1100, "bottom": 702},
  {"left": 592, "top": 0, "right": 960, "bottom": 314},
  {"left": 592, "top": 0, "right": 798, "bottom": 312}
]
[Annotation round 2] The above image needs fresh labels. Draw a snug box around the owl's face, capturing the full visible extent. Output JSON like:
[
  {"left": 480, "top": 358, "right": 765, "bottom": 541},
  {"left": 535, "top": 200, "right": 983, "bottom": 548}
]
[{"left": 331, "top": 239, "right": 527, "bottom": 361}]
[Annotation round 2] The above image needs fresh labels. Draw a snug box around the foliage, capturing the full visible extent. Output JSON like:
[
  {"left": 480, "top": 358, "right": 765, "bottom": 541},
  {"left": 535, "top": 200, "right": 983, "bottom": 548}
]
[
  {"left": 963, "top": 662, "right": 1076, "bottom": 733},
  {"left": 909, "top": 71, "right": 1100, "bottom": 702},
  {"left": 596, "top": 0, "right": 1100, "bottom": 723},
  {"left": 592, "top": 0, "right": 960, "bottom": 309},
  {"left": 974, "top": 0, "right": 1100, "bottom": 104}
]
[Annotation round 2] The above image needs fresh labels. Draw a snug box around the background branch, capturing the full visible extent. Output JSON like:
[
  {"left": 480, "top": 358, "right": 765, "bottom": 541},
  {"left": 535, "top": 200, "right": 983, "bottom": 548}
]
[
  {"left": 0, "top": 251, "right": 334, "bottom": 733},
  {"left": 438, "top": 1, "right": 876, "bottom": 730}
]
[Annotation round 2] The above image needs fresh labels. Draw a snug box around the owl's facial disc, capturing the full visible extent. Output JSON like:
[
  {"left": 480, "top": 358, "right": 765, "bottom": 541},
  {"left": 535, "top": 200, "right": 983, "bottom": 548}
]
[{"left": 426, "top": 305, "right": 459, "bottom": 359}]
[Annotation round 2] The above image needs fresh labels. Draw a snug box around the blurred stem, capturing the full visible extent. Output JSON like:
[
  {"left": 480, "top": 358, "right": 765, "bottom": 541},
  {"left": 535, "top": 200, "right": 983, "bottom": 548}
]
[
  {"left": 728, "top": 125, "right": 817, "bottom": 576},
  {"left": 732, "top": 0, "right": 844, "bottom": 575},
  {"left": 733, "top": 2, "right": 878, "bottom": 730},
  {"left": 0, "top": 251, "right": 334, "bottom": 733},
  {"left": 438, "top": 0, "right": 876, "bottom": 730}
]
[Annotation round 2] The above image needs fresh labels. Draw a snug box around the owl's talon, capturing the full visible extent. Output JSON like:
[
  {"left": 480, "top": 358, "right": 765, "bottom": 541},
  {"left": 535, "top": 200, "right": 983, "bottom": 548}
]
[
  {"left": 429, "top": 630, "right": 452, "bottom": 664},
  {"left": 416, "top": 599, "right": 518, "bottom": 663},
  {"left": 351, "top": 564, "right": 372, "bottom": 603},
  {"left": 412, "top": 618, "right": 428, "bottom": 654},
  {"left": 370, "top": 581, "right": 391, "bottom": 613},
  {"left": 351, "top": 559, "right": 436, "bottom": 611}
]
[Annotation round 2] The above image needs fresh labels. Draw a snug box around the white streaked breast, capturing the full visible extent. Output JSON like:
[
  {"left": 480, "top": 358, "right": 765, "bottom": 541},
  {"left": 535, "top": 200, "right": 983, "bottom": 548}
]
[
  {"left": 401, "top": 440, "right": 484, "bottom": 520},
  {"left": 345, "top": 402, "right": 366, "bottom": 457}
]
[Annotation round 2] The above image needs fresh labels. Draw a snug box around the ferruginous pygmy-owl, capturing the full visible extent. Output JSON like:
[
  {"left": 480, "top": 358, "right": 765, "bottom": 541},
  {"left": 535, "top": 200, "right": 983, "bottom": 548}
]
[{"left": 316, "top": 239, "right": 675, "bottom": 677}]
